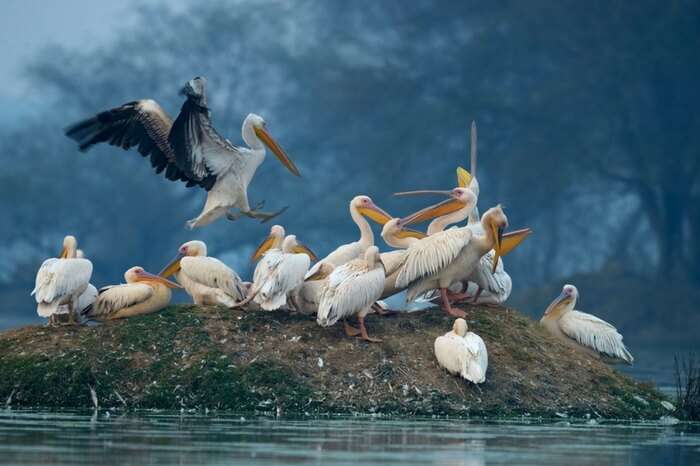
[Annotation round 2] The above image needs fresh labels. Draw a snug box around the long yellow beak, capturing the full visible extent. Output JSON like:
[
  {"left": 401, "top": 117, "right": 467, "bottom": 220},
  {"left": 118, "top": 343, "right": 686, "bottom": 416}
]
[
  {"left": 357, "top": 203, "right": 393, "bottom": 225},
  {"left": 139, "top": 270, "right": 182, "bottom": 289},
  {"left": 292, "top": 243, "right": 318, "bottom": 261},
  {"left": 456, "top": 167, "right": 472, "bottom": 188},
  {"left": 251, "top": 235, "right": 277, "bottom": 262},
  {"left": 400, "top": 197, "right": 467, "bottom": 226},
  {"left": 491, "top": 223, "right": 505, "bottom": 273},
  {"left": 501, "top": 228, "right": 532, "bottom": 256},
  {"left": 395, "top": 228, "right": 427, "bottom": 240},
  {"left": 254, "top": 126, "right": 300, "bottom": 177},
  {"left": 59, "top": 247, "right": 69, "bottom": 259},
  {"left": 159, "top": 253, "right": 184, "bottom": 277}
]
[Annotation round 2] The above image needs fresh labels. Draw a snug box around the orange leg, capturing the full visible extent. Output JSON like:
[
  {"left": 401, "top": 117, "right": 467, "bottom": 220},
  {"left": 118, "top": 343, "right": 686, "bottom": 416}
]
[
  {"left": 358, "top": 315, "right": 382, "bottom": 343},
  {"left": 344, "top": 319, "right": 361, "bottom": 337},
  {"left": 440, "top": 288, "right": 467, "bottom": 318}
]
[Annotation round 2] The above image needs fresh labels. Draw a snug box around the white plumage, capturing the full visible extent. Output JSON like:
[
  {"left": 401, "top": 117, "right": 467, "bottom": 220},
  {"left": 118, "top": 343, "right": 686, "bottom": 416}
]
[
  {"left": 161, "top": 240, "right": 244, "bottom": 307},
  {"left": 317, "top": 246, "right": 385, "bottom": 341},
  {"left": 32, "top": 236, "right": 93, "bottom": 324},
  {"left": 434, "top": 318, "right": 488, "bottom": 383},
  {"left": 251, "top": 235, "right": 312, "bottom": 310},
  {"left": 540, "top": 284, "right": 634, "bottom": 365}
]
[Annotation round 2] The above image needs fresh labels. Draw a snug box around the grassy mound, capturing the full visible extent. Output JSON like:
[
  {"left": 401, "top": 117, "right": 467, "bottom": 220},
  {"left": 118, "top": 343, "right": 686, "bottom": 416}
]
[{"left": 0, "top": 304, "right": 670, "bottom": 418}]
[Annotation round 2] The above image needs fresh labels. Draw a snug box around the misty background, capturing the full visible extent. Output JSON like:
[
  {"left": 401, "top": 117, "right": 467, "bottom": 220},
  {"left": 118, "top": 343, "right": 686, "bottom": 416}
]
[{"left": 1, "top": 0, "right": 697, "bottom": 385}]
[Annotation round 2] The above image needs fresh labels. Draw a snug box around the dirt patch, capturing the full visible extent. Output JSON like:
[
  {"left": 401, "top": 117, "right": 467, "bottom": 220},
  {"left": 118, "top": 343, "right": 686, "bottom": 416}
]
[{"left": 0, "top": 304, "right": 669, "bottom": 419}]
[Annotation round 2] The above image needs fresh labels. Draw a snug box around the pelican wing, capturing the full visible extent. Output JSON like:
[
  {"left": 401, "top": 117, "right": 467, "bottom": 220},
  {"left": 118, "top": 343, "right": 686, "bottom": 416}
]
[
  {"left": 254, "top": 252, "right": 310, "bottom": 310},
  {"left": 396, "top": 228, "right": 472, "bottom": 288},
  {"left": 32, "top": 258, "right": 92, "bottom": 304},
  {"left": 169, "top": 97, "right": 244, "bottom": 187},
  {"left": 559, "top": 310, "right": 634, "bottom": 364},
  {"left": 379, "top": 250, "right": 408, "bottom": 277},
  {"left": 65, "top": 100, "right": 203, "bottom": 186},
  {"left": 434, "top": 333, "right": 469, "bottom": 376},
  {"left": 317, "top": 261, "right": 384, "bottom": 326},
  {"left": 463, "top": 332, "right": 488, "bottom": 383},
  {"left": 84, "top": 283, "right": 154, "bottom": 319},
  {"left": 180, "top": 256, "right": 244, "bottom": 299},
  {"left": 468, "top": 251, "right": 511, "bottom": 299}
]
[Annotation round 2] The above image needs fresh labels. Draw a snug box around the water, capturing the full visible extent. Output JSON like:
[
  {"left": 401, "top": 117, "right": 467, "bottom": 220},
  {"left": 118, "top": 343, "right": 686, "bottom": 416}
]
[{"left": 0, "top": 411, "right": 698, "bottom": 466}]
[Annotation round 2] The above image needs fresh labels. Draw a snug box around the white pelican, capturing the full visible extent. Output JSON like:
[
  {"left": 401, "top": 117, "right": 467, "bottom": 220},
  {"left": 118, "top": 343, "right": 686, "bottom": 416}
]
[
  {"left": 83, "top": 266, "right": 180, "bottom": 321},
  {"left": 159, "top": 240, "right": 245, "bottom": 307},
  {"left": 317, "top": 246, "right": 386, "bottom": 342},
  {"left": 250, "top": 224, "right": 286, "bottom": 262},
  {"left": 294, "top": 262, "right": 336, "bottom": 314},
  {"left": 239, "top": 235, "right": 316, "bottom": 310},
  {"left": 65, "top": 77, "right": 300, "bottom": 228},
  {"left": 396, "top": 198, "right": 530, "bottom": 317},
  {"left": 32, "top": 235, "right": 93, "bottom": 325},
  {"left": 305, "top": 195, "right": 391, "bottom": 279},
  {"left": 540, "top": 284, "right": 634, "bottom": 365},
  {"left": 434, "top": 318, "right": 488, "bottom": 383}
]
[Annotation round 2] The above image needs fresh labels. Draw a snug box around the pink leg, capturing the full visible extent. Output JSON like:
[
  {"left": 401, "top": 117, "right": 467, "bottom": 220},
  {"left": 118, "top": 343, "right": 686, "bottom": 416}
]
[{"left": 440, "top": 288, "right": 467, "bottom": 318}]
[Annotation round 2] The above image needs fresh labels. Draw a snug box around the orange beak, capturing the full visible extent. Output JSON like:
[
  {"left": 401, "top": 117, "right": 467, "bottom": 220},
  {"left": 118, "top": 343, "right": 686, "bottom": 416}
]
[{"left": 254, "top": 126, "right": 300, "bottom": 177}]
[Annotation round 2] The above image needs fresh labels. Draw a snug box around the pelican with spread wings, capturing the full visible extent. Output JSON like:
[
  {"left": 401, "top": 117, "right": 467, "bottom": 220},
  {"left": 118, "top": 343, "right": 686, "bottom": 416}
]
[{"left": 65, "top": 77, "right": 300, "bottom": 228}]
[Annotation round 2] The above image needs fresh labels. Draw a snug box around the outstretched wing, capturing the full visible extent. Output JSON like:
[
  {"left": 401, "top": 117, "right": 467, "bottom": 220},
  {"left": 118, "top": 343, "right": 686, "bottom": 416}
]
[
  {"left": 65, "top": 100, "right": 200, "bottom": 187},
  {"left": 559, "top": 310, "right": 634, "bottom": 364},
  {"left": 169, "top": 97, "right": 244, "bottom": 189},
  {"left": 396, "top": 228, "right": 472, "bottom": 288}
]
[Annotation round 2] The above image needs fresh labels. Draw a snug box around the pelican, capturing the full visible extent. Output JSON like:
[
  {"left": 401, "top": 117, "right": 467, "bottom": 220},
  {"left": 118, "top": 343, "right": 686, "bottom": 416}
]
[
  {"left": 64, "top": 249, "right": 98, "bottom": 318},
  {"left": 317, "top": 246, "right": 386, "bottom": 342},
  {"left": 304, "top": 196, "right": 391, "bottom": 279},
  {"left": 434, "top": 318, "right": 488, "bottom": 383},
  {"left": 32, "top": 235, "right": 93, "bottom": 325},
  {"left": 294, "top": 262, "right": 336, "bottom": 314},
  {"left": 540, "top": 284, "right": 634, "bottom": 365},
  {"left": 83, "top": 266, "right": 180, "bottom": 321},
  {"left": 65, "top": 76, "right": 300, "bottom": 228},
  {"left": 250, "top": 224, "right": 286, "bottom": 262},
  {"left": 239, "top": 235, "right": 316, "bottom": 310},
  {"left": 159, "top": 240, "right": 245, "bottom": 307},
  {"left": 396, "top": 196, "right": 530, "bottom": 317}
]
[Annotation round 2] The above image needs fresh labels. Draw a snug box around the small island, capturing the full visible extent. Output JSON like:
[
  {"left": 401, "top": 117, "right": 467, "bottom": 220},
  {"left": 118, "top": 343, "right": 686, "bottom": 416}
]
[{"left": 0, "top": 304, "right": 669, "bottom": 419}]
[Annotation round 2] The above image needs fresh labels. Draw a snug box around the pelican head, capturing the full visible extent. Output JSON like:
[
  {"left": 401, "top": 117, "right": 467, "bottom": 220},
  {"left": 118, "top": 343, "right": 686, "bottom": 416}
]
[
  {"left": 398, "top": 187, "right": 476, "bottom": 226},
  {"left": 482, "top": 205, "right": 509, "bottom": 272},
  {"left": 304, "top": 262, "right": 335, "bottom": 281},
  {"left": 180, "top": 76, "right": 207, "bottom": 101},
  {"left": 381, "top": 217, "right": 427, "bottom": 247},
  {"left": 126, "top": 266, "right": 181, "bottom": 288},
  {"left": 60, "top": 235, "right": 78, "bottom": 259},
  {"left": 453, "top": 318, "right": 468, "bottom": 337},
  {"left": 251, "top": 224, "right": 286, "bottom": 261},
  {"left": 544, "top": 284, "right": 578, "bottom": 317},
  {"left": 351, "top": 195, "right": 392, "bottom": 225},
  {"left": 159, "top": 240, "right": 208, "bottom": 277},
  {"left": 243, "top": 113, "right": 300, "bottom": 177},
  {"left": 282, "top": 235, "right": 317, "bottom": 261}
]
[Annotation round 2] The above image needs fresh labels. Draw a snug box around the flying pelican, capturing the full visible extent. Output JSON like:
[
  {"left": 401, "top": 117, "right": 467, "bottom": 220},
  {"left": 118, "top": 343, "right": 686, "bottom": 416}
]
[
  {"left": 32, "top": 235, "right": 93, "bottom": 325},
  {"left": 540, "top": 284, "right": 634, "bottom": 365},
  {"left": 396, "top": 197, "right": 530, "bottom": 317},
  {"left": 304, "top": 195, "right": 391, "bottom": 279},
  {"left": 83, "top": 266, "right": 180, "bottom": 321},
  {"left": 159, "top": 240, "right": 245, "bottom": 307},
  {"left": 65, "top": 76, "right": 300, "bottom": 228},
  {"left": 317, "top": 246, "right": 386, "bottom": 342},
  {"left": 434, "top": 318, "right": 488, "bottom": 383},
  {"left": 238, "top": 235, "right": 316, "bottom": 310}
]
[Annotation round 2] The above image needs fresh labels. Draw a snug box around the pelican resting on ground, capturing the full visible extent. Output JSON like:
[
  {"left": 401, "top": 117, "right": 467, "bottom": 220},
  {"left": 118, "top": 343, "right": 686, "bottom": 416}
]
[
  {"left": 396, "top": 197, "right": 530, "bottom": 317},
  {"left": 434, "top": 318, "right": 488, "bottom": 383},
  {"left": 32, "top": 235, "right": 93, "bottom": 325},
  {"left": 294, "top": 262, "right": 336, "bottom": 314},
  {"left": 238, "top": 234, "right": 316, "bottom": 310},
  {"left": 250, "top": 224, "right": 286, "bottom": 261},
  {"left": 65, "top": 76, "right": 300, "bottom": 228},
  {"left": 317, "top": 246, "right": 386, "bottom": 342},
  {"left": 83, "top": 266, "right": 180, "bottom": 321},
  {"left": 159, "top": 240, "right": 245, "bottom": 307},
  {"left": 540, "top": 284, "right": 634, "bottom": 365},
  {"left": 305, "top": 196, "right": 391, "bottom": 279}
]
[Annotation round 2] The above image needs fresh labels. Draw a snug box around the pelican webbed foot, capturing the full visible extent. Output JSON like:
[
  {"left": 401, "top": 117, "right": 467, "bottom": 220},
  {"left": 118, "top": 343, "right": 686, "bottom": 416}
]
[
  {"left": 226, "top": 204, "right": 289, "bottom": 224},
  {"left": 343, "top": 319, "right": 361, "bottom": 337},
  {"left": 371, "top": 302, "right": 397, "bottom": 317},
  {"left": 358, "top": 315, "right": 382, "bottom": 343},
  {"left": 439, "top": 288, "right": 467, "bottom": 318}
]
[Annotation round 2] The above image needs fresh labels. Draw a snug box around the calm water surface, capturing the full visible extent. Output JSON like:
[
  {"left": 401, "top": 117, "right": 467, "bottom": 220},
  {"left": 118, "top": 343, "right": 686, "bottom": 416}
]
[{"left": 0, "top": 411, "right": 698, "bottom": 466}]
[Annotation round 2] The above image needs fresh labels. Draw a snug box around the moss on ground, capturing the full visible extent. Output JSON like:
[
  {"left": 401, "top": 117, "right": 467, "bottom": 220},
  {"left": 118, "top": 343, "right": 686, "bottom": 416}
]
[{"left": 0, "top": 304, "right": 671, "bottom": 419}]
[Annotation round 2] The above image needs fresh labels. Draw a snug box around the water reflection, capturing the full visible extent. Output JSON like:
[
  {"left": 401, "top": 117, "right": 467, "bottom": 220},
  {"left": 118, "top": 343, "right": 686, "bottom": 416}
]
[{"left": 0, "top": 411, "right": 697, "bottom": 465}]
